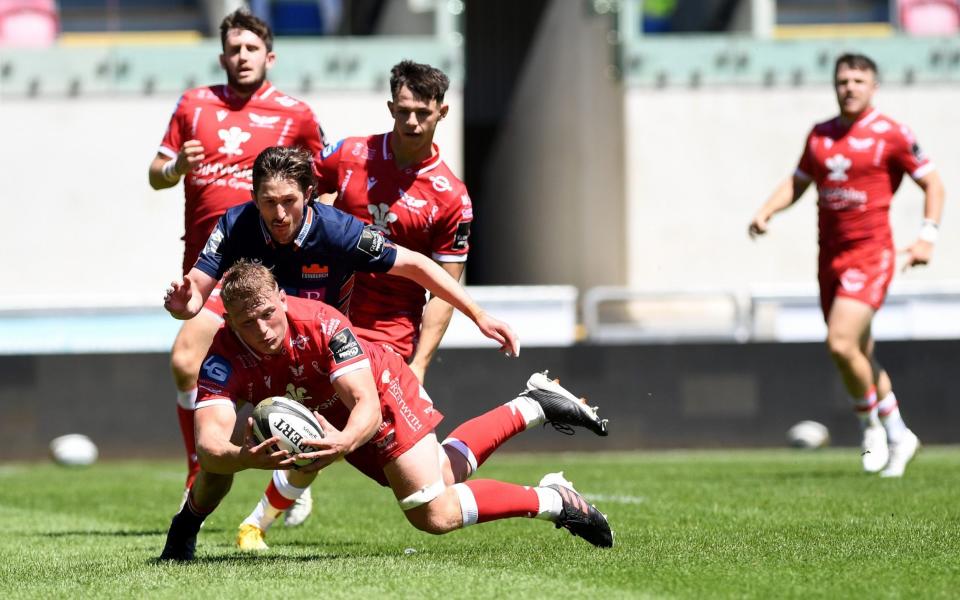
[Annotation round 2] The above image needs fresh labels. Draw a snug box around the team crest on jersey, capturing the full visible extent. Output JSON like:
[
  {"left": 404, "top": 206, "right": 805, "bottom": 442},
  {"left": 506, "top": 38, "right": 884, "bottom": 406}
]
[
  {"left": 826, "top": 154, "right": 851, "bottom": 181},
  {"left": 367, "top": 203, "right": 398, "bottom": 233},
  {"left": 848, "top": 137, "right": 875, "bottom": 151},
  {"left": 249, "top": 113, "right": 281, "bottom": 129},
  {"left": 429, "top": 175, "right": 452, "bottom": 193},
  {"left": 218, "top": 126, "right": 252, "bottom": 156},
  {"left": 291, "top": 334, "right": 311, "bottom": 350}
]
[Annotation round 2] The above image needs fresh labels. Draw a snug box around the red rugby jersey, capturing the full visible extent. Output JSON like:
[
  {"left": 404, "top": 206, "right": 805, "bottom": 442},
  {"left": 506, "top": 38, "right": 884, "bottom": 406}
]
[
  {"left": 316, "top": 133, "right": 473, "bottom": 358},
  {"left": 158, "top": 82, "right": 325, "bottom": 273},
  {"left": 795, "top": 108, "right": 933, "bottom": 254}
]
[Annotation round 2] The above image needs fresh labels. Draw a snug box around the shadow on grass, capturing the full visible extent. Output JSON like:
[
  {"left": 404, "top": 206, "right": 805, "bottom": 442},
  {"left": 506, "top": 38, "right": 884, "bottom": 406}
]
[
  {"left": 33, "top": 527, "right": 224, "bottom": 538},
  {"left": 148, "top": 544, "right": 390, "bottom": 566}
]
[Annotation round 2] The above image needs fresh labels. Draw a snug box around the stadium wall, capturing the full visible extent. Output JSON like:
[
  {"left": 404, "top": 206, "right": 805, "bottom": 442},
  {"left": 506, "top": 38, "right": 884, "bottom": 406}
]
[
  {"left": 3, "top": 340, "right": 956, "bottom": 460},
  {"left": 0, "top": 91, "right": 462, "bottom": 309}
]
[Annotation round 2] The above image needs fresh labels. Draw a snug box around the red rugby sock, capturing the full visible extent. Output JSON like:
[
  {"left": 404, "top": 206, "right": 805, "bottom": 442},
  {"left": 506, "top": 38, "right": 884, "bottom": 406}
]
[
  {"left": 176, "top": 404, "right": 200, "bottom": 489},
  {"left": 459, "top": 479, "right": 540, "bottom": 523},
  {"left": 444, "top": 405, "right": 527, "bottom": 469}
]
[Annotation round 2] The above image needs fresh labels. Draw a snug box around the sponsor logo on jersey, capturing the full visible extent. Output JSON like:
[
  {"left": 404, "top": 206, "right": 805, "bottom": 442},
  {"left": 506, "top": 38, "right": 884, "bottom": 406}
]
[
  {"left": 302, "top": 264, "right": 330, "bottom": 280},
  {"left": 216, "top": 110, "right": 228, "bottom": 122},
  {"left": 871, "top": 120, "right": 891, "bottom": 134},
  {"left": 820, "top": 187, "right": 867, "bottom": 211},
  {"left": 826, "top": 154, "right": 851, "bottom": 181},
  {"left": 249, "top": 112, "right": 281, "bottom": 128},
  {"left": 357, "top": 227, "right": 386, "bottom": 257},
  {"left": 201, "top": 355, "right": 232, "bottom": 384},
  {"left": 289, "top": 364, "right": 305, "bottom": 377},
  {"left": 274, "top": 95, "right": 299, "bottom": 108},
  {"left": 460, "top": 194, "right": 471, "bottom": 206},
  {"left": 351, "top": 142, "right": 365, "bottom": 157},
  {"left": 341, "top": 169, "right": 353, "bottom": 194},
  {"left": 387, "top": 378, "right": 423, "bottom": 432},
  {"left": 329, "top": 328, "right": 362, "bottom": 364},
  {"left": 291, "top": 334, "right": 311, "bottom": 350},
  {"left": 452, "top": 221, "right": 471, "bottom": 250},
  {"left": 321, "top": 139, "right": 343, "bottom": 160},
  {"left": 429, "top": 175, "right": 452, "bottom": 193},
  {"left": 202, "top": 224, "right": 225, "bottom": 258},
  {"left": 840, "top": 268, "right": 867, "bottom": 292},
  {"left": 848, "top": 137, "right": 875, "bottom": 151},
  {"left": 398, "top": 190, "right": 428, "bottom": 209},
  {"left": 367, "top": 203, "right": 398, "bottom": 233},
  {"left": 461, "top": 207, "right": 474, "bottom": 219},
  {"left": 218, "top": 126, "right": 252, "bottom": 156}
]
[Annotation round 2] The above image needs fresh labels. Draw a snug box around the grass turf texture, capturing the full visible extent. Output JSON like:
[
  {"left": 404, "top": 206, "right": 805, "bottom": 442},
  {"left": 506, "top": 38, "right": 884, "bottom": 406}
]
[{"left": 1, "top": 448, "right": 958, "bottom": 599}]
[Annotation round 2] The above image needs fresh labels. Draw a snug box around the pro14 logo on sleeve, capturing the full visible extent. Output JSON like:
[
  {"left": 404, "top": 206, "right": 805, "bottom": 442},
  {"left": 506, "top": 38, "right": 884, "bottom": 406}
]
[
  {"left": 357, "top": 227, "right": 385, "bottom": 258},
  {"left": 329, "top": 328, "right": 362, "bottom": 364},
  {"left": 321, "top": 139, "right": 344, "bottom": 160},
  {"left": 201, "top": 354, "right": 232, "bottom": 384},
  {"left": 452, "top": 221, "right": 471, "bottom": 251}
]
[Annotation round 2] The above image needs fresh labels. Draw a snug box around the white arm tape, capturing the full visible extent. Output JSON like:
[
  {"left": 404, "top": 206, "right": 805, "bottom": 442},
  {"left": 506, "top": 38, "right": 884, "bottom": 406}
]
[
  {"left": 919, "top": 219, "right": 939, "bottom": 244},
  {"left": 397, "top": 479, "right": 446, "bottom": 511},
  {"left": 161, "top": 159, "right": 180, "bottom": 183}
]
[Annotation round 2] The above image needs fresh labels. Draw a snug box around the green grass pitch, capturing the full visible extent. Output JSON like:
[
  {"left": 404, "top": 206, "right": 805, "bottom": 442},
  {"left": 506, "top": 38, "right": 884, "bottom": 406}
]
[{"left": 1, "top": 448, "right": 958, "bottom": 598}]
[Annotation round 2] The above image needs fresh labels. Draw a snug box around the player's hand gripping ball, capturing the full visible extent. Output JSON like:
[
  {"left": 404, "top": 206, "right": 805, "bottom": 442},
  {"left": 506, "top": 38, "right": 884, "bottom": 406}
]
[{"left": 252, "top": 397, "right": 325, "bottom": 467}]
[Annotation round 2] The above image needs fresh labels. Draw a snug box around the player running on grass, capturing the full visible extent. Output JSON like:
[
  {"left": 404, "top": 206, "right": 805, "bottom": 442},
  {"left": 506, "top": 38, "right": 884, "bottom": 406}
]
[
  {"left": 147, "top": 9, "right": 326, "bottom": 497},
  {"left": 234, "top": 60, "right": 473, "bottom": 541},
  {"left": 159, "top": 261, "right": 612, "bottom": 560},
  {"left": 748, "top": 53, "right": 945, "bottom": 477}
]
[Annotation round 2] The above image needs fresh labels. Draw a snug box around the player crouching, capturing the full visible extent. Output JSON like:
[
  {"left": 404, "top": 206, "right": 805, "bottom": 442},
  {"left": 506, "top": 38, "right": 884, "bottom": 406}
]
[{"left": 159, "top": 261, "right": 612, "bottom": 561}]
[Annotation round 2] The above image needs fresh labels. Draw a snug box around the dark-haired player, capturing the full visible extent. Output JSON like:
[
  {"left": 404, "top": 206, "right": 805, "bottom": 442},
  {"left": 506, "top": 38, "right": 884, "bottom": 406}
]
[
  {"left": 748, "top": 53, "right": 945, "bottom": 477},
  {"left": 159, "top": 261, "right": 610, "bottom": 561},
  {"left": 319, "top": 60, "right": 471, "bottom": 383},
  {"left": 147, "top": 9, "right": 326, "bottom": 497}
]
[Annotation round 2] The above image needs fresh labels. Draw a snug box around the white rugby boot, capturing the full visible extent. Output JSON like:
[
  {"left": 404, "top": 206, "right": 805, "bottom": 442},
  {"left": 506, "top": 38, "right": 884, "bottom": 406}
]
[
  {"left": 880, "top": 430, "right": 920, "bottom": 478},
  {"left": 861, "top": 424, "right": 889, "bottom": 474},
  {"left": 522, "top": 371, "right": 609, "bottom": 436},
  {"left": 283, "top": 486, "right": 313, "bottom": 527}
]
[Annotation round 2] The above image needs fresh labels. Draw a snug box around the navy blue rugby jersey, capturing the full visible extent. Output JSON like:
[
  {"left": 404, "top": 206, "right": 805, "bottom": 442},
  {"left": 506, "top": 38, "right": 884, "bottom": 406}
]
[{"left": 194, "top": 200, "right": 397, "bottom": 312}]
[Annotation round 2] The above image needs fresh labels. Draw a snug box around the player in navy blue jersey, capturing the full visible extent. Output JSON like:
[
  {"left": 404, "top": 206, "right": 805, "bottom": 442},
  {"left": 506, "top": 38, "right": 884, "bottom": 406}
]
[{"left": 164, "top": 146, "right": 518, "bottom": 356}]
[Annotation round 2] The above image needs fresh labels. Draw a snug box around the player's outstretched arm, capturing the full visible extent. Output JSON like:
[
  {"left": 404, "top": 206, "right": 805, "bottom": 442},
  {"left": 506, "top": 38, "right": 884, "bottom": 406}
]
[
  {"left": 295, "top": 369, "right": 382, "bottom": 473},
  {"left": 902, "top": 170, "right": 945, "bottom": 269},
  {"left": 195, "top": 405, "right": 294, "bottom": 474},
  {"left": 388, "top": 246, "right": 520, "bottom": 357},
  {"left": 408, "top": 262, "right": 464, "bottom": 383},
  {"left": 147, "top": 141, "right": 205, "bottom": 190},
  {"left": 748, "top": 175, "right": 811, "bottom": 239},
  {"left": 164, "top": 268, "right": 218, "bottom": 320}
]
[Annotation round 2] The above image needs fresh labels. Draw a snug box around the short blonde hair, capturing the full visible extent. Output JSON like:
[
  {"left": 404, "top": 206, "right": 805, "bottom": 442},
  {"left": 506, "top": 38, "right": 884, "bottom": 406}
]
[{"left": 221, "top": 259, "right": 279, "bottom": 313}]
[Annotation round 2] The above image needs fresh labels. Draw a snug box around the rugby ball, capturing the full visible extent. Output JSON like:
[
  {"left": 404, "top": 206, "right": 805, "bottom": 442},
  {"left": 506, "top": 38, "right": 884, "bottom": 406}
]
[
  {"left": 252, "top": 397, "right": 324, "bottom": 467},
  {"left": 786, "top": 420, "right": 830, "bottom": 449},
  {"left": 49, "top": 433, "right": 98, "bottom": 466}
]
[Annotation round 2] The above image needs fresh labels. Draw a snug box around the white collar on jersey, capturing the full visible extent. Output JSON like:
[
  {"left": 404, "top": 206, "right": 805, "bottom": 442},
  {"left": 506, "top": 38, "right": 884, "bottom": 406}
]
[{"left": 383, "top": 132, "right": 442, "bottom": 175}]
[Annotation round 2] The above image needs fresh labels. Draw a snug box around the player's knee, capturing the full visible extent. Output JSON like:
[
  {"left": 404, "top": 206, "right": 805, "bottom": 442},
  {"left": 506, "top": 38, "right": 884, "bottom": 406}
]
[
  {"left": 826, "top": 335, "right": 857, "bottom": 362},
  {"left": 400, "top": 487, "right": 460, "bottom": 534},
  {"left": 170, "top": 340, "right": 203, "bottom": 384}
]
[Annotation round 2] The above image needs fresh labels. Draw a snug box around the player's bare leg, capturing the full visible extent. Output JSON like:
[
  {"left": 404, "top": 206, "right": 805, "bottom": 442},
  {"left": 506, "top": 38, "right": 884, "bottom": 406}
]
[
  {"left": 170, "top": 311, "right": 222, "bottom": 492},
  {"left": 826, "top": 298, "right": 890, "bottom": 472},
  {"left": 387, "top": 429, "right": 612, "bottom": 547},
  {"left": 238, "top": 469, "right": 318, "bottom": 551},
  {"left": 160, "top": 409, "right": 247, "bottom": 561}
]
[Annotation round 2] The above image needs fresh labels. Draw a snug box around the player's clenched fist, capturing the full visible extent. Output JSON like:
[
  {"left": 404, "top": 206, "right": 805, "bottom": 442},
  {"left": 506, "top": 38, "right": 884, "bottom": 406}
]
[
  {"left": 175, "top": 140, "right": 205, "bottom": 175},
  {"left": 748, "top": 213, "right": 770, "bottom": 239}
]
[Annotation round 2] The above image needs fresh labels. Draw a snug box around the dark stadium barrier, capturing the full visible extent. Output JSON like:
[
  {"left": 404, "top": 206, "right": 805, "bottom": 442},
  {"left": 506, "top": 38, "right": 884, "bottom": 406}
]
[{"left": 2, "top": 340, "right": 957, "bottom": 460}]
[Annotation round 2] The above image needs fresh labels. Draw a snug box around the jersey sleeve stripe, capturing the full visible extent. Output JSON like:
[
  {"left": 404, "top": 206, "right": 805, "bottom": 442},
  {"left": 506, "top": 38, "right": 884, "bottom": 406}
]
[
  {"left": 794, "top": 168, "right": 812, "bottom": 182},
  {"left": 432, "top": 252, "right": 469, "bottom": 263},
  {"left": 329, "top": 358, "right": 371, "bottom": 382},
  {"left": 912, "top": 162, "right": 935, "bottom": 180},
  {"left": 196, "top": 398, "right": 234, "bottom": 410},
  {"left": 158, "top": 146, "right": 178, "bottom": 159}
]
